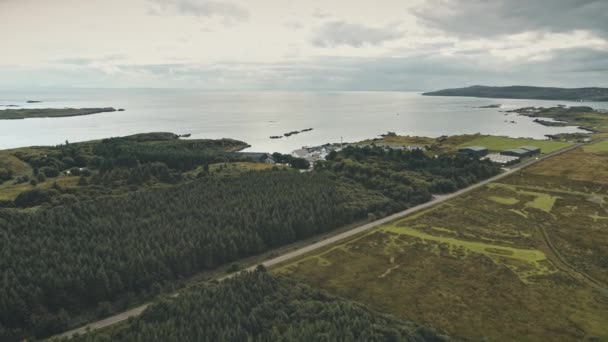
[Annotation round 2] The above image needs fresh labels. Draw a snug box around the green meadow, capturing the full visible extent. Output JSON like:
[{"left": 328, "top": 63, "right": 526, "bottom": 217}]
[{"left": 455, "top": 135, "right": 573, "bottom": 154}]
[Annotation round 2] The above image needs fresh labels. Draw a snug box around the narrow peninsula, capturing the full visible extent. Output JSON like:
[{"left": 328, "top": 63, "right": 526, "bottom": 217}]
[{"left": 0, "top": 107, "right": 122, "bottom": 120}]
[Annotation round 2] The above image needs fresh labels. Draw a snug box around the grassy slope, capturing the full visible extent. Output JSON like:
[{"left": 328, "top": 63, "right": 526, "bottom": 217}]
[
  {"left": 359, "top": 134, "right": 571, "bottom": 154},
  {"left": 275, "top": 145, "right": 608, "bottom": 341},
  {"left": 0, "top": 153, "right": 31, "bottom": 175},
  {"left": 455, "top": 136, "right": 573, "bottom": 154},
  {"left": 0, "top": 176, "right": 80, "bottom": 201},
  {"left": 583, "top": 139, "right": 608, "bottom": 153}
]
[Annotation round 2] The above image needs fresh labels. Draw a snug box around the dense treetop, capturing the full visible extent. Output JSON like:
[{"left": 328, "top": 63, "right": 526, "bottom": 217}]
[{"left": 65, "top": 270, "right": 447, "bottom": 342}]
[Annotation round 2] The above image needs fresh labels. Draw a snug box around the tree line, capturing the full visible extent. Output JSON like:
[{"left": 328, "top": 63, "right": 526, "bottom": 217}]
[
  {"left": 317, "top": 146, "right": 500, "bottom": 210},
  {"left": 64, "top": 269, "right": 446, "bottom": 342}
]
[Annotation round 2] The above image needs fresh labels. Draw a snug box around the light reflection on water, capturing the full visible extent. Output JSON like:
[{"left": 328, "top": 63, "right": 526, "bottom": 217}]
[{"left": 0, "top": 89, "right": 595, "bottom": 153}]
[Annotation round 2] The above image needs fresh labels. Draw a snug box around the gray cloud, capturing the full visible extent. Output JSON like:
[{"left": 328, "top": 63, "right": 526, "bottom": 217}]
[
  {"left": 414, "top": 0, "right": 608, "bottom": 37},
  {"left": 149, "top": 0, "right": 249, "bottom": 22},
  {"left": 7, "top": 48, "right": 608, "bottom": 90},
  {"left": 534, "top": 48, "right": 608, "bottom": 73},
  {"left": 54, "top": 54, "right": 127, "bottom": 66},
  {"left": 312, "top": 21, "right": 402, "bottom": 48},
  {"left": 96, "top": 47, "right": 607, "bottom": 91},
  {"left": 55, "top": 58, "right": 92, "bottom": 66}
]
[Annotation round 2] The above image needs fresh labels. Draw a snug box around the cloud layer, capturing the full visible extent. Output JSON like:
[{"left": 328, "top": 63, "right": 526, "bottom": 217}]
[
  {"left": 414, "top": 0, "right": 608, "bottom": 37},
  {"left": 313, "top": 21, "right": 402, "bottom": 48},
  {"left": 0, "top": 0, "right": 606, "bottom": 89},
  {"left": 148, "top": 0, "right": 249, "bottom": 22}
]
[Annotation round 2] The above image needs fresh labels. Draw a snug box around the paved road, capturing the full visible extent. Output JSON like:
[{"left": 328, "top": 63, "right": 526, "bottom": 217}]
[
  {"left": 238, "top": 142, "right": 584, "bottom": 272},
  {"left": 51, "top": 142, "right": 584, "bottom": 340}
]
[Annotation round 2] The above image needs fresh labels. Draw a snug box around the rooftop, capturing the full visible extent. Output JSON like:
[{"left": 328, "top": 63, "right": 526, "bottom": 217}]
[
  {"left": 519, "top": 146, "right": 540, "bottom": 151},
  {"left": 292, "top": 148, "right": 309, "bottom": 158},
  {"left": 482, "top": 153, "right": 520, "bottom": 164},
  {"left": 502, "top": 148, "right": 530, "bottom": 155},
  {"left": 459, "top": 146, "right": 487, "bottom": 151}
]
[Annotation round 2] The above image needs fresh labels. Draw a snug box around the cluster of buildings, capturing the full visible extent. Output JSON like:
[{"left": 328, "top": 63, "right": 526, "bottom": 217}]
[
  {"left": 292, "top": 144, "right": 343, "bottom": 163},
  {"left": 457, "top": 145, "right": 541, "bottom": 165},
  {"left": 354, "top": 143, "right": 426, "bottom": 151},
  {"left": 290, "top": 142, "right": 427, "bottom": 165}
]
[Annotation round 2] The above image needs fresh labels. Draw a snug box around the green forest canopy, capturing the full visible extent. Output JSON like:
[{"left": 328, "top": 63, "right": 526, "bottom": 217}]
[{"left": 65, "top": 270, "right": 447, "bottom": 342}]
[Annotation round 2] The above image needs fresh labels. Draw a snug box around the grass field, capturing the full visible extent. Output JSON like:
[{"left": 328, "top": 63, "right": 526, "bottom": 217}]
[
  {"left": 206, "top": 162, "right": 286, "bottom": 176},
  {"left": 358, "top": 134, "right": 574, "bottom": 157},
  {"left": 275, "top": 145, "right": 608, "bottom": 341},
  {"left": 523, "top": 146, "right": 608, "bottom": 185},
  {"left": 583, "top": 139, "right": 608, "bottom": 153},
  {"left": 0, "top": 152, "right": 32, "bottom": 176},
  {"left": 0, "top": 175, "right": 80, "bottom": 201},
  {"left": 359, "top": 135, "right": 436, "bottom": 146},
  {"left": 455, "top": 135, "right": 573, "bottom": 154}
]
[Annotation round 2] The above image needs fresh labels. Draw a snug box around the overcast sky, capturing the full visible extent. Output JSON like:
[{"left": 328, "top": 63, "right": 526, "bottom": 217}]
[{"left": 1, "top": 0, "right": 607, "bottom": 90}]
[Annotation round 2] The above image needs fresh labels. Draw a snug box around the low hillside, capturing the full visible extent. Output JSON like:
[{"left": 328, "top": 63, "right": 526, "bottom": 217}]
[{"left": 423, "top": 85, "right": 608, "bottom": 102}]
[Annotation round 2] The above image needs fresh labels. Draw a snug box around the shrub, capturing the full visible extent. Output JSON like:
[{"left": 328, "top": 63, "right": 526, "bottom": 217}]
[
  {"left": 40, "top": 166, "right": 59, "bottom": 178},
  {"left": 0, "top": 167, "right": 13, "bottom": 182}
]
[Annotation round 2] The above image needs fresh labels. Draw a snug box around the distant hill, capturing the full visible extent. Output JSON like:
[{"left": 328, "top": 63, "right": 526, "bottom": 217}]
[{"left": 423, "top": 85, "right": 608, "bottom": 102}]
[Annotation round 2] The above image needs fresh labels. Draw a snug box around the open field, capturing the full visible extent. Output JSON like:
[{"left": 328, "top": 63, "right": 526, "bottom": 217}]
[
  {"left": 455, "top": 135, "right": 573, "bottom": 154},
  {"left": 360, "top": 134, "right": 574, "bottom": 156},
  {"left": 275, "top": 145, "right": 608, "bottom": 341},
  {"left": 0, "top": 152, "right": 31, "bottom": 176},
  {"left": 0, "top": 175, "right": 80, "bottom": 201},
  {"left": 359, "top": 135, "right": 436, "bottom": 146},
  {"left": 523, "top": 146, "right": 608, "bottom": 185},
  {"left": 584, "top": 139, "right": 608, "bottom": 153}
]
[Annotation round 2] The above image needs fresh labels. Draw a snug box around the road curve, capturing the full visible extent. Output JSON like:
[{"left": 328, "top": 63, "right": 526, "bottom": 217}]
[{"left": 51, "top": 142, "right": 584, "bottom": 340}]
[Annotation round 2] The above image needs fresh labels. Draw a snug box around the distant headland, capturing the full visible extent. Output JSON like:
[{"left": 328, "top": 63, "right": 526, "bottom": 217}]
[{"left": 423, "top": 85, "right": 608, "bottom": 102}]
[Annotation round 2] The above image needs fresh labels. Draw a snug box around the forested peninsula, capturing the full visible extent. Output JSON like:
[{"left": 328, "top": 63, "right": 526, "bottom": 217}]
[
  {"left": 423, "top": 85, "right": 608, "bottom": 102},
  {"left": 0, "top": 107, "right": 121, "bottom": 120}
]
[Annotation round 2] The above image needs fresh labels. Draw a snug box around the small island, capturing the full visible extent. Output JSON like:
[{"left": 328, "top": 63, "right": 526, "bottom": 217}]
[
  {"left": 270, "top": 128, "right": 314, "bottom": 139},
  {"left": 423, "top": 85, "right": 608, "bottom": 102},
  {"left": 0, "top": 107, "right": 121, "bottom": 120}
]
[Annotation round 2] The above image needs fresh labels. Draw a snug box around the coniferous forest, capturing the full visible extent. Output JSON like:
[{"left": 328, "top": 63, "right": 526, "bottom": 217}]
[
  {"left": 66, "top": 269, "right": 447, "bottom": 342},
  {"left": 0, "top": 133, "right": 498, "bottom": 340}
]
